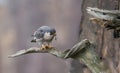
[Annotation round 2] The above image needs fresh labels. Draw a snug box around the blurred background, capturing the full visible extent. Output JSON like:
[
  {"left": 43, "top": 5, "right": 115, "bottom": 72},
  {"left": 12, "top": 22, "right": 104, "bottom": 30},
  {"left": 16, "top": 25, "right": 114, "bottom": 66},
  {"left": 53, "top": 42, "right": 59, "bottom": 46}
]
[
  {"left": 0, "top": 0, "right": 81, "bottom": 73},
  {"left": 0, "top": 0, "right": 119, "bottom": 73}
]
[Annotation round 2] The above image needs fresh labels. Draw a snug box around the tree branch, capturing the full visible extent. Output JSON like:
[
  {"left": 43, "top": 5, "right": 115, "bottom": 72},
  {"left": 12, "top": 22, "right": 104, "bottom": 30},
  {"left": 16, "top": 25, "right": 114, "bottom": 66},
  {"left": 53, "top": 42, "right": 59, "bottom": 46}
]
[{"left": 8, "top": 39, "right": 112, "bottom": 73}]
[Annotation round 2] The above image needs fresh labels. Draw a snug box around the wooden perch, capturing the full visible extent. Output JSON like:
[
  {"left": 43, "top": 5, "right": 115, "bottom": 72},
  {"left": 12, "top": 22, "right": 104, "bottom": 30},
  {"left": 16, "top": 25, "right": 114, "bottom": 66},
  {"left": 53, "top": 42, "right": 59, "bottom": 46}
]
[
  {"left": 9, "top": 39, "right": 112, "bottom": 73},
  {"left": 8, "top": 39, "right": 89, "bottom": 58},
  {"left": 87, "top": 7, "right": 120, "bottom": 38}
]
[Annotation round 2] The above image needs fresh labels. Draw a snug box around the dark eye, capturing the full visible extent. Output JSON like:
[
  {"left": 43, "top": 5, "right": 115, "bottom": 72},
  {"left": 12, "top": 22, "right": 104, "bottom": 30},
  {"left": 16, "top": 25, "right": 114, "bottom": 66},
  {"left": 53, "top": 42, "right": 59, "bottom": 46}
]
[
  {"left": 50, "top": 29, "right": 56, "bottom": 35},
  {"left": 50, "top": 32, "right": 53, "bottom": 35}
]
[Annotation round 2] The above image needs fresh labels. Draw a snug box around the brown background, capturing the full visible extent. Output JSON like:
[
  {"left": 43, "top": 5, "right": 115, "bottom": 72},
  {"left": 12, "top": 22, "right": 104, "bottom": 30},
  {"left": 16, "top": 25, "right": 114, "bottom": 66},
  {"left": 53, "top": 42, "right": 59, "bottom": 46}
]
[{"left": 0, "top": 0, "right": 119, "bottom": 73}]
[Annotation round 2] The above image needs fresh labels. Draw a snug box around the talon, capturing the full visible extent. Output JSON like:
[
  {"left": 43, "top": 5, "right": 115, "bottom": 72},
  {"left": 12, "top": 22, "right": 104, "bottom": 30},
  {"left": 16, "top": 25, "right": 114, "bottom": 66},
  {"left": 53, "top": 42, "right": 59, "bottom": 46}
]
[
  {"left": 47, "top": 45, "right": 53, "bottom": 49},
  {"left": 41, "top": 45, "right": 46, "bottom": 50},
  {"left": 40, "top": 44, "right": 53, "bottom": 50}
]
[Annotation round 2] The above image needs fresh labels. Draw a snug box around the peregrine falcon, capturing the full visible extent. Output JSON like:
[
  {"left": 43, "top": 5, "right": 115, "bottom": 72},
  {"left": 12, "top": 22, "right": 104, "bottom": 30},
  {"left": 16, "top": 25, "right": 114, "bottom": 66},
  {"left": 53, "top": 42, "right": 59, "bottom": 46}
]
[{"left": 31, "top": 26, "right": 56, "bottom": 49}]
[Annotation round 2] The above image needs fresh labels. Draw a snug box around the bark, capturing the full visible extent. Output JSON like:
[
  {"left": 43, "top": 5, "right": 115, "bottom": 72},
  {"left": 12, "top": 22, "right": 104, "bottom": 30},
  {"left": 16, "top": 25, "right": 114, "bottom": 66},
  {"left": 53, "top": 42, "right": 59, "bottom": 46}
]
[{"left": 79, "top": 0, "right": 120, "bottom": 73}]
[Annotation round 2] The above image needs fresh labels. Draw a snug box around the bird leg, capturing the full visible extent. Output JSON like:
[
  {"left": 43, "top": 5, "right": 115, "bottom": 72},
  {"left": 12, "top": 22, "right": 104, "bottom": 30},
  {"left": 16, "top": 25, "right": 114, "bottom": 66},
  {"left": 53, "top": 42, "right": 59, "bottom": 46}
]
[
  {"left": 40, "top": 44, "right": 53, "bottom": 50},
  {"left": 40, "top": 44, "right": 46, "bottom": 50},
  {"left": 47, "top": 45, "right": 53, "bottom": 49},
  {"left": 46, "top": 43, "right": 53, "bottom": 49}
]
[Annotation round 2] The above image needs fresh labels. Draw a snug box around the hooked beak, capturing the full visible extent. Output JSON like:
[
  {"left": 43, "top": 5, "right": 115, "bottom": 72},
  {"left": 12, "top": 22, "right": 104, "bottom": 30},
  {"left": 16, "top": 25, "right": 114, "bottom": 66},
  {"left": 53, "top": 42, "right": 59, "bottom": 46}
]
[
  {"left": 54, "top": 33, "right": 56, "bottom": 36},
  {"left": 54, "top": 33, "right": 57, "bottom": 40}
]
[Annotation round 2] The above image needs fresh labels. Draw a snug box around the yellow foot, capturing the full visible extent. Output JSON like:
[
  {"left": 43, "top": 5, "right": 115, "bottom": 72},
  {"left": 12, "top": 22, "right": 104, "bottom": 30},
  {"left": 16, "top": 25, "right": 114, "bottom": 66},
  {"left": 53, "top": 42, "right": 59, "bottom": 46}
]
[
  {"left": 40, "top": 45, "right": 46, "bottom": 50},
  {"left": 47, "top": 45, "right": 53, "bottom": 49},
  {"left": 40, "top": 45, "right": 53, "bottom": 50}
]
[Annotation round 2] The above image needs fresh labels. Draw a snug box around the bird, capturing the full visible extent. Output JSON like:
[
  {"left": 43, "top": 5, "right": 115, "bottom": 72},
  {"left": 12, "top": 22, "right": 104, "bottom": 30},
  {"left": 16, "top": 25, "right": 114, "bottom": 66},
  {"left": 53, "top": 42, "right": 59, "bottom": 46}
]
[{"left": 31, "top": 26, "right": 56, "bottom": 50}]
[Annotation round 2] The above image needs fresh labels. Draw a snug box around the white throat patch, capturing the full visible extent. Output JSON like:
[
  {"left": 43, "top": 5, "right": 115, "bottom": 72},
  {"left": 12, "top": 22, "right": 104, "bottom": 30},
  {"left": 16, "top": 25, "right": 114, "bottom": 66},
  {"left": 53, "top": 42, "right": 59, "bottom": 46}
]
[{"left": 44, "top": 32, "right": 52, "bottom": 40}]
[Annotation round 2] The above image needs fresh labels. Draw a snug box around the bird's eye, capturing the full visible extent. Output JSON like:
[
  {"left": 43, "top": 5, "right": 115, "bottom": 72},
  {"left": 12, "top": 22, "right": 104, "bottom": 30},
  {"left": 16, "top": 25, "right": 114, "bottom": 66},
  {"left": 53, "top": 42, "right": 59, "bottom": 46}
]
[
  {"left": 50, "top": 32, "right": 53, "bottom": 35},
  {"left": 50, "top": 31, "right": 56, "bottom": 35}
]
